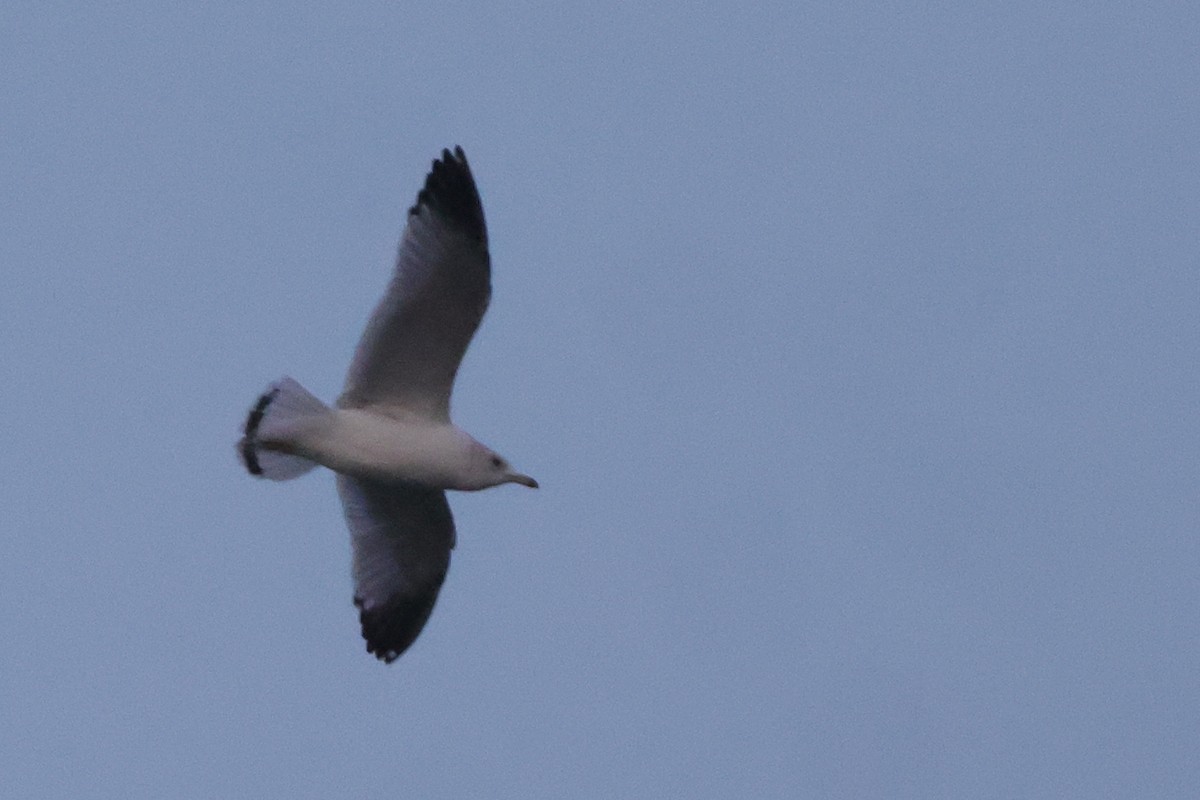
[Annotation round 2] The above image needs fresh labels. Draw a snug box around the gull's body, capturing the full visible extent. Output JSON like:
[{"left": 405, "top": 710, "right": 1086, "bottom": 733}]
[
  {"left": 239, "top": 147, "right": 536, "bottom": 663},
  {"left": 267, "top": 403, "right": 509, "bottom": 491}
]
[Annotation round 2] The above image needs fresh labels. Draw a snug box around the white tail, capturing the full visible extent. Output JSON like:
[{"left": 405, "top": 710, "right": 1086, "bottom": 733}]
[{"left": 238, "top": 377, "right": 329, "bottom": 480}]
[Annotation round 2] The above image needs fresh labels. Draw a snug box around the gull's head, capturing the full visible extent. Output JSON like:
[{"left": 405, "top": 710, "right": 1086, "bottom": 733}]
[{"left": 465, "top": 440, "right": 538, "bottom": 491}]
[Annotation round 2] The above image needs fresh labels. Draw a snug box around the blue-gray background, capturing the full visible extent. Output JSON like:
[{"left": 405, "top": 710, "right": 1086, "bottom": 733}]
[{"left": 3, "top": 3, "right": 1197, "bottom": 797}]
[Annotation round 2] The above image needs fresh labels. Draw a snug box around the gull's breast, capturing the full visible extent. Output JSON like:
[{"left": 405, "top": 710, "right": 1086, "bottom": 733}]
[{"left": 302, "top": 408, "right": 468, "bottom": 488}]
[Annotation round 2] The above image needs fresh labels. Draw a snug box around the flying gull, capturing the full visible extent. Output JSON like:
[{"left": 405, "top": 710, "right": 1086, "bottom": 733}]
[{"left": 239, "top": 146, "right": 537, "bottom": 663}]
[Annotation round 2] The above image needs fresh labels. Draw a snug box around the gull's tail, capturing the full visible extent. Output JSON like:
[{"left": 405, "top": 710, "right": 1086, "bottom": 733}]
[{"left": 238, "top": 377, "right": 328, "bottom": 480}]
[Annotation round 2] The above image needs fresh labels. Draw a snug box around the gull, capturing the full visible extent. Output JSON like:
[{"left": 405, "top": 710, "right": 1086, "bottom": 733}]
[{"left": 239, "top": 146, "right": 537, "bottom": 663}]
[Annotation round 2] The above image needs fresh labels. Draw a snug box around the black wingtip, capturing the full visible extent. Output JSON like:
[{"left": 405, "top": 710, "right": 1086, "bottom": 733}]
[
  {"left": 406, "top": 145, "right": 487, "bottom": 245},
  {"left": 239, "top": 388, "right": 278, "bottom": 477},
  {"left": 355, "top": 590, "right": 442, "bottom": 664}
]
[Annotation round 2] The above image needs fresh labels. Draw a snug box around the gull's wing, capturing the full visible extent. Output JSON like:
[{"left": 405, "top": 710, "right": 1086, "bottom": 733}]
[
  {"left": 337, "top": 475, "right": 456, "bottom": 663},
  {"left": 339, "top": 146, "right": 491, "bottom": 421}
]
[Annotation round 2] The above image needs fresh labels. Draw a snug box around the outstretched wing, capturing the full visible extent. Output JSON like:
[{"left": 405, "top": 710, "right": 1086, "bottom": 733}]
[
  {"left": 337, "top": 475, "right": 456, "bottom": 663},
  {"left": 339, "top": 146, "right": 491, "bottom": 421}
]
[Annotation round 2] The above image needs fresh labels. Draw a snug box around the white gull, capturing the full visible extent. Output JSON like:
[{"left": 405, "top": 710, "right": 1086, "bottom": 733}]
[{"left": 239, "top": 146, "right": 537, "bottom": 663}]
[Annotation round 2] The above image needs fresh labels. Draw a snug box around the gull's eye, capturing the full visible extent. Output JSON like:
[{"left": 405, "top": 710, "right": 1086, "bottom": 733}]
[{"left": 490, "top": 456, "right": 503, "bottom": 468}]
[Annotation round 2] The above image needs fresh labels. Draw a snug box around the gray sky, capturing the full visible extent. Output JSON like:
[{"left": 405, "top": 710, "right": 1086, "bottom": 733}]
[{"left": 3, "top": 2, "right": 1198, "bottom": 797}]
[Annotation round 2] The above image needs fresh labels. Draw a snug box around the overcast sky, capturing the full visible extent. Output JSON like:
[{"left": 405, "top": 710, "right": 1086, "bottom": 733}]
[{"left": 3, "top": 2, "right": 1198, "bottom": 798}]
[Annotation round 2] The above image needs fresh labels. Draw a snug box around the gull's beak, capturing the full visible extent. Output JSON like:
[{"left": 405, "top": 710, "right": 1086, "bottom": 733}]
[{"left": 509, "top": 473, "right": 539, "bottom": 489}]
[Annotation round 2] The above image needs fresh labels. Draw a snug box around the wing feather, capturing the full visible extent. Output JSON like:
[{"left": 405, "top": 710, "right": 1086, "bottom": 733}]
[
  {"left": 339, "top": 147, "right": 490, "bottom": 420},
  {"left": 337, "top": 475, "right": 456, "bottom": 663}
]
